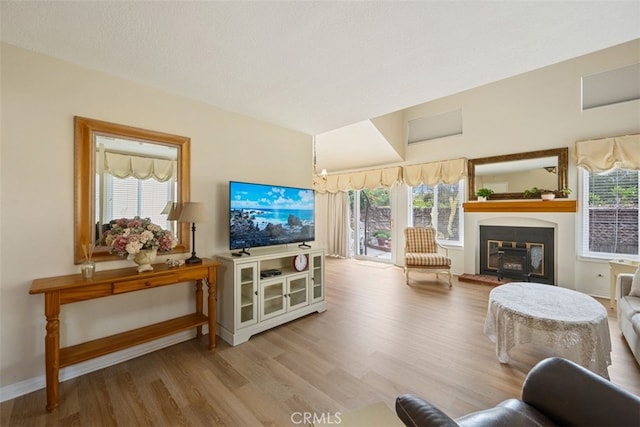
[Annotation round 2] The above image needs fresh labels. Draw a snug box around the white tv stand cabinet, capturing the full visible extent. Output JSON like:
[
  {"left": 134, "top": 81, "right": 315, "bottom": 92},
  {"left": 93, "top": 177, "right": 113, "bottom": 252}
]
[{"left": 216, "top": 247, "right": 327, "bottom": 346}]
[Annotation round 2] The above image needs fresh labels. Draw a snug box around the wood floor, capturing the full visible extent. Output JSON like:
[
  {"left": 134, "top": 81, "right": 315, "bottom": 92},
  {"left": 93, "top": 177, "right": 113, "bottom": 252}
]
[{"left": 3, "top": 257, "right": 640, "bottom": 426}]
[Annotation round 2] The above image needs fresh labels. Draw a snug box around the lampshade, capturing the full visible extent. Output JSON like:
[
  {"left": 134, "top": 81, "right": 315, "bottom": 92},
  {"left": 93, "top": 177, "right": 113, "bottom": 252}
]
[
  {"left": 160, "top": 201, "right": 174, "bottom": 214},
  {"left": 167, "top": 203, "right": 181, "bottom": 221},
  {"left": 178, "top": 202, "right": 207, "bottom": 223}
]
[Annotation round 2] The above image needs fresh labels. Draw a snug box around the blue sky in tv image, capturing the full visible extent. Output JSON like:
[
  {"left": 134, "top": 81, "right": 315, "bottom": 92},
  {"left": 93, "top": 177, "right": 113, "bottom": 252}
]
[{"left": 229, "top": 181, "right": 315, "bottom": 250}]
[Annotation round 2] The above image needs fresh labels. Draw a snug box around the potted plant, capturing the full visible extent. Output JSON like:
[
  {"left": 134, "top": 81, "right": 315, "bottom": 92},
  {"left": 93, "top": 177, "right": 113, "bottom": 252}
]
[
  {"left": 373, "top": 230, "right": 391, "bottom": 246},
  {"left": 524, "top": 187, "right": 572, "bottom": 200},
  {"left": 476, "top": 188, "right": 494, "bottom": 201}
]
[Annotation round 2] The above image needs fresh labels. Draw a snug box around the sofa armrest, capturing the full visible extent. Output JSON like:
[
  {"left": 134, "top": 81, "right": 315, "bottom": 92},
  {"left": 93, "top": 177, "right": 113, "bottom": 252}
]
[
  {"left": 396, "top": 394, "right": 459, "bottom": 427},
  {"left": 617, "top": 273, "right": 634, "bottom": 300},
  {"left": 522, "top": 357, "right": 640, "bottom": 426}
]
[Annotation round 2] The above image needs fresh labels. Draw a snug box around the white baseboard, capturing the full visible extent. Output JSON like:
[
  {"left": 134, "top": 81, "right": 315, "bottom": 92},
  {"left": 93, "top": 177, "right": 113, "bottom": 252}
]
[{"left": 0, "top": 328, "right": 207, "bottom": 403}]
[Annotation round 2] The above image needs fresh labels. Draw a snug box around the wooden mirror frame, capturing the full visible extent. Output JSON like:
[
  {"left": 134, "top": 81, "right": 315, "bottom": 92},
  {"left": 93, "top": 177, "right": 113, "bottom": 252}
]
[
  {"left": 74, "top": 116, "right": 191, "bottom": 264},
  {"left": 467, "top": 147, "right": 568, "bottom": 201}
]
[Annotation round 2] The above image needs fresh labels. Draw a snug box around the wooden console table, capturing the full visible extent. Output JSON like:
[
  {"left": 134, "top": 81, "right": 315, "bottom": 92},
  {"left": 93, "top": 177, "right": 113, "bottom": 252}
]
[{"left": 29, "top": 258, "right": 220, "bottom": 411}]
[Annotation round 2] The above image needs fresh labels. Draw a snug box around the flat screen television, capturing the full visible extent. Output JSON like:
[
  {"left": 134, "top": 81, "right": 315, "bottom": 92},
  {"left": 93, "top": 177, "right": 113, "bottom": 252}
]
[{"left": 229, "top": 181, "right": 315, "bottom": 251}]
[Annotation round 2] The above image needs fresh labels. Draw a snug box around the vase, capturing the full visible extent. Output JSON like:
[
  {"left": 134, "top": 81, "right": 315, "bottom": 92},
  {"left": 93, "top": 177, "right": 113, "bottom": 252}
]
[
  {"left": 541, "top": 193, "right": 555, "bottom": 201},
  {"left": 132, "top": 248, "right": 157, "bottom": 272},
  {"left": 80, "top": 260, "right": 95, "bottom": 279}
]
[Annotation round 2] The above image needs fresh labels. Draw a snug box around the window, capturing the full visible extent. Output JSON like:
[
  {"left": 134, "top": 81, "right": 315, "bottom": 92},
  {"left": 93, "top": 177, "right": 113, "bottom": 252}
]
[
  {"left": 410, "top": 181, "right": 464, "bottom": 245},
  {"left": 97, "top": 174, "right": 175, "bottom": 231},
  {"left": 581, "top": 168, "right": 639, "bottom": 259}
]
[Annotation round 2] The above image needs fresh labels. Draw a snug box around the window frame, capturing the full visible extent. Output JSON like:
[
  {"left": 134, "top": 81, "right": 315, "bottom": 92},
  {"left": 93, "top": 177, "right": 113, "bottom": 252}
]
[
  {"left": 579, "top": 168, "right": 639, "bottom": 261},
  {"left": 408, "top": 180, "right": 464, "bottom": 247}
]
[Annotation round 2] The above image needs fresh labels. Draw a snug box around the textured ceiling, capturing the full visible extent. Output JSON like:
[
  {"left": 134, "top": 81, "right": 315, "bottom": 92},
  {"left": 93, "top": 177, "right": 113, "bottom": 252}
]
[{"left": 2, "top": 1, "right": 639, "bottom": 171}]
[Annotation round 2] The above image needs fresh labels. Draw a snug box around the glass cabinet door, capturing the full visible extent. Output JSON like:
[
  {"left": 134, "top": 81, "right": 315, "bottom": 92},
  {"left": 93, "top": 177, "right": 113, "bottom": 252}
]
[
  {"left": 260, "top": 279, "right": 286, "bottom": 321},
  {"left": 287, "top": 274, "right": 309, "bottom": 311},
  {"left": 237, "top": 263, "right": 257, "bottom": 328},
  {"left": 311, "top": 253, "right": 324, "bottom": 303}
]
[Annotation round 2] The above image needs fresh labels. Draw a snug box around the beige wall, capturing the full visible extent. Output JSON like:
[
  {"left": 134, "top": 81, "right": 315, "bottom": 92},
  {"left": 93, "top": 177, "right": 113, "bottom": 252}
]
[
  {"left": 393, "top": 39, "right": 639, "bottom": 296},
  {"left": 0, "top": 44, "right": 311, "bottom": 393},
  {"left": 403, "top": 39, "right": 640, "bottom": 166}
]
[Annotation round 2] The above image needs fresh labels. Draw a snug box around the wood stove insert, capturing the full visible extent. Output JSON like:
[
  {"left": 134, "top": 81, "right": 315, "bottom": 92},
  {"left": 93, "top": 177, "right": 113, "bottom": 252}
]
[{"left": 480, "top": 225, "right": 554, "bottom": 285}]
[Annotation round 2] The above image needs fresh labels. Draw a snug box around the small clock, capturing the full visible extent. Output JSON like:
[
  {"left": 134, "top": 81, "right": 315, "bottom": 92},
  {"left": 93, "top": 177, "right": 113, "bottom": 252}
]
[{"left": 293, "top": 254, "right": 308, "bottom": 272}]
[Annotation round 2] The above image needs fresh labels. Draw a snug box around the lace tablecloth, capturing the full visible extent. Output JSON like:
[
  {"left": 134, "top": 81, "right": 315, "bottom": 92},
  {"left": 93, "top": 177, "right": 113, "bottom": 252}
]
[{"left": 484, "top": 282, "right": 611, "bottom": 378}]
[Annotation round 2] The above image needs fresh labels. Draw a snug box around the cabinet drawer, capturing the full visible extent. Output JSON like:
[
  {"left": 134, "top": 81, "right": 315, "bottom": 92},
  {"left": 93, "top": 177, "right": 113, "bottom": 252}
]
[
  {"left": 113, "top": 274, "right": 179, "bottom": 294},
  {"left": 178, "top": 268, "right": 208, "bottom": 282}
]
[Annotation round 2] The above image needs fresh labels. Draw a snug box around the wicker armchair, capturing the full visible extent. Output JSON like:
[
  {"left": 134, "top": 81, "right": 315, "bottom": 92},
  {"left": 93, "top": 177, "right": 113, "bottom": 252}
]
[{"left": 404, "top": 227, "right": 452, "bottom": 287}]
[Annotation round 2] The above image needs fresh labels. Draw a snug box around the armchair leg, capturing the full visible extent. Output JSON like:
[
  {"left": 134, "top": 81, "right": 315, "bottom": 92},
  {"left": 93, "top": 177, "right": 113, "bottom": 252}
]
[{"left": 404, "top": 267, "right": 453, "bottom": 288}]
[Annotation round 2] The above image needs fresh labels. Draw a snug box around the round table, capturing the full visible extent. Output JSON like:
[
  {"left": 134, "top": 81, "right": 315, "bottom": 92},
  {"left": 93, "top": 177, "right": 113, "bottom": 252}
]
[{"left": 484, "top": 282, "right": 611, "bottom": 378}]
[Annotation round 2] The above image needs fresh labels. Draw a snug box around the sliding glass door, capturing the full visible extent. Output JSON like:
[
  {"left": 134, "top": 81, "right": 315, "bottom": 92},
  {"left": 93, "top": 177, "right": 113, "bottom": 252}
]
[{"left": 349, "top": 188, "right": 392, "bottom": 261}]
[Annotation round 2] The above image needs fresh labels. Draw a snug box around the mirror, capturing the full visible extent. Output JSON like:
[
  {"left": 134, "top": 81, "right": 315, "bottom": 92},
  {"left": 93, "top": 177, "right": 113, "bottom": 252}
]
[
  {"left": 74, "top": 117, "right": 191, "bottom": 264},
  {"left": 468, "top": 148, "right": 568, "bottom": 201}
]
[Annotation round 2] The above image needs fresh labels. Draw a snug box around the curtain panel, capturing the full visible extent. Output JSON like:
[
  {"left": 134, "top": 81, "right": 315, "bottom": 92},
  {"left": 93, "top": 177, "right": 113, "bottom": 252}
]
[
  {"left": 404, "top": 158, "right": 467, "bottom": 186},
  {"left": 104, "top": 152, "right": 177, "bottom": 182},
  {"left": 314, "top": 192, "right": 350, "bottom": 257},
  {"left": 574, "top": 134, "right": 640, "bottom": 172}
]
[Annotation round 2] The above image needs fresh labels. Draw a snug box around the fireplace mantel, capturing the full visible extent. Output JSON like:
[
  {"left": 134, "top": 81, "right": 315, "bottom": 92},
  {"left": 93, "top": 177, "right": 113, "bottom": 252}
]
[{"left": 463, "top": 200, "right": 577, "bottom": 213}]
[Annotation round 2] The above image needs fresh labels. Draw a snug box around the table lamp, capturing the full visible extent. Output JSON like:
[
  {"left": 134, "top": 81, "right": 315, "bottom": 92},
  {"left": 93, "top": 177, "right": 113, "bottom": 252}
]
[
  {"left": 160, "top": 201, "right": 174, "bottom": 215},
  {"left": 178, "top": 202, "right": 207, "bottom": 264}
]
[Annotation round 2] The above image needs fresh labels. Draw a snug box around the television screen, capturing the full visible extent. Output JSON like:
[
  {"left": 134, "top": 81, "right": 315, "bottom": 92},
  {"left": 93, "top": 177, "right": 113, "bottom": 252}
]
[{"left": 229, "top": 181, "right": 315, "bottom": 250}]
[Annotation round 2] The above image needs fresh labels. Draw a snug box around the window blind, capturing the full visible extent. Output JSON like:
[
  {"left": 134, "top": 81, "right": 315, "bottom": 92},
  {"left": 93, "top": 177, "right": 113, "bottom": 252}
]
[
  {"left": 107, "top": 175, "right": 173, "bottom": 230},
  {"left": 581, "top": 168, "right": 639, "bottom": 258}
]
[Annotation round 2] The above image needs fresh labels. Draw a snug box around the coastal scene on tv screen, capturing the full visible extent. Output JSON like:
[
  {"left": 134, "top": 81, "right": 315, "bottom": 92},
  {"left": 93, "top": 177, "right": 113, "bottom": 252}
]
[{"left": 230, "top": 182, "right": 315, "bottom": 249}]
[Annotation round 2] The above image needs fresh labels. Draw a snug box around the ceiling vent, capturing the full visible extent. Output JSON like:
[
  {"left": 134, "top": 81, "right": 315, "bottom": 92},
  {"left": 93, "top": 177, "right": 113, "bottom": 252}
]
[
  {"left": 407, "top": 109, "right": 462, "bottom": 145},
  {"left": 582, "top": 63, "right": 640, "bottom": 110}
]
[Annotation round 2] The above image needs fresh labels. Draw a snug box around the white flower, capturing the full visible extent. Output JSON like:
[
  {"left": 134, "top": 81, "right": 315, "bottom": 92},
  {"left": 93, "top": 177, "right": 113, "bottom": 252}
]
[
  {"left": 140, "top": 230, "right": 154, "bottom": 243},
  {"left": 125, "top": 241, "right": 143, "bottom": 254}
]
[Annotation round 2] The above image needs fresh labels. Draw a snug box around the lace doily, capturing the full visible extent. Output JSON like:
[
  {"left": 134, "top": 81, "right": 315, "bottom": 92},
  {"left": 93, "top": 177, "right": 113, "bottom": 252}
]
[{"left": 484, "top": 282, "right": 611, "bottom": 378}]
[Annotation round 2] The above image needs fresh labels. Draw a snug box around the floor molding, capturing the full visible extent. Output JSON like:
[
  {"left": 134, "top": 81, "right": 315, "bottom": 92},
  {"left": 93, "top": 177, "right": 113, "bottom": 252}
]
[{"left": 0, "top": 329, "right": 204, "bottom": 403}]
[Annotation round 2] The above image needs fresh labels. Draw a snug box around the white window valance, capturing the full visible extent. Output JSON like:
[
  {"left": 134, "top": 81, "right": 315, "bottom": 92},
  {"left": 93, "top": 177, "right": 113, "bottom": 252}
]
[
  {"left": 575, "top": 134, "right": 640, "bottom": 172},
  {"left": 313, "top": 166, "right": 403, "bottom": 193},
  {"left": 104, "top": 152, "right": 177, "bottom": 182},
  {"left": 403, "top": 158, "right": 467, "bottom": 186}
]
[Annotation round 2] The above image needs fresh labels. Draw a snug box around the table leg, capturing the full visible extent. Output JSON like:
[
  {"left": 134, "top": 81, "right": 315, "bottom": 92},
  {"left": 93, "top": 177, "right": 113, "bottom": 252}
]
[
  {"left": 207, "top": 276, "right": 216, "bottom": 350},
  {"left": 609, "top": 267, "right": 616, "bottom": 309},
  {"left": 195, "top": 279, "right": 203, "bottom": 338},
  {"left": 44, "top": 292, "right": 60, "bottom": 411}
]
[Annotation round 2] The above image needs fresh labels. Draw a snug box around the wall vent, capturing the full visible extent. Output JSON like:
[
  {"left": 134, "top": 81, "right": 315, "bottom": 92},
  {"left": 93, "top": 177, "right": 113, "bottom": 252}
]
[
  {"left": 407, "top": 109, "right": 462, "bottom": 144},
  {"left": 582, "top": 63, "right": 640, "bottom": 110}
]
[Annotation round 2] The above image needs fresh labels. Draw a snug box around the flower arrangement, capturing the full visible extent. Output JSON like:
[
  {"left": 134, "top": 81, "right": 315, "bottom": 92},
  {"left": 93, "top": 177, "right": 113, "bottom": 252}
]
[{"left": 100, "top": 216, "right": 177, "bottom": 258}]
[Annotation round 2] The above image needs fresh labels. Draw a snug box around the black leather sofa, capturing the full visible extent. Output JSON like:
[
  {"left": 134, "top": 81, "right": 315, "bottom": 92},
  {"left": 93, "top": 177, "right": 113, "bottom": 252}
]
[{"left": 396, "top": 357, "right": 640, "bottom": 427}]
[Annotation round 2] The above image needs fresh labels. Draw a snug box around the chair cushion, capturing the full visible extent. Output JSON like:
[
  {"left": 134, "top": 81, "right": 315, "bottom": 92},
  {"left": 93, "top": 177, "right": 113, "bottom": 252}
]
[
  {"left": 629, "top": 267, "right": 640, "bottom": 297},
  {"left": 618, "top": 295, "right": 640, "bottom": 323},
  {"left": 632, "top": 313, "right": 640, "bottom": 335},
  {"left": 405, "top": 227, "right": 438, "bottom": 253},
  {"left": 406, "top": 253, "right": 451, "bottom": 267},
  {"left": 457, "top": 399, "right": 555, "bottom": 427}
]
